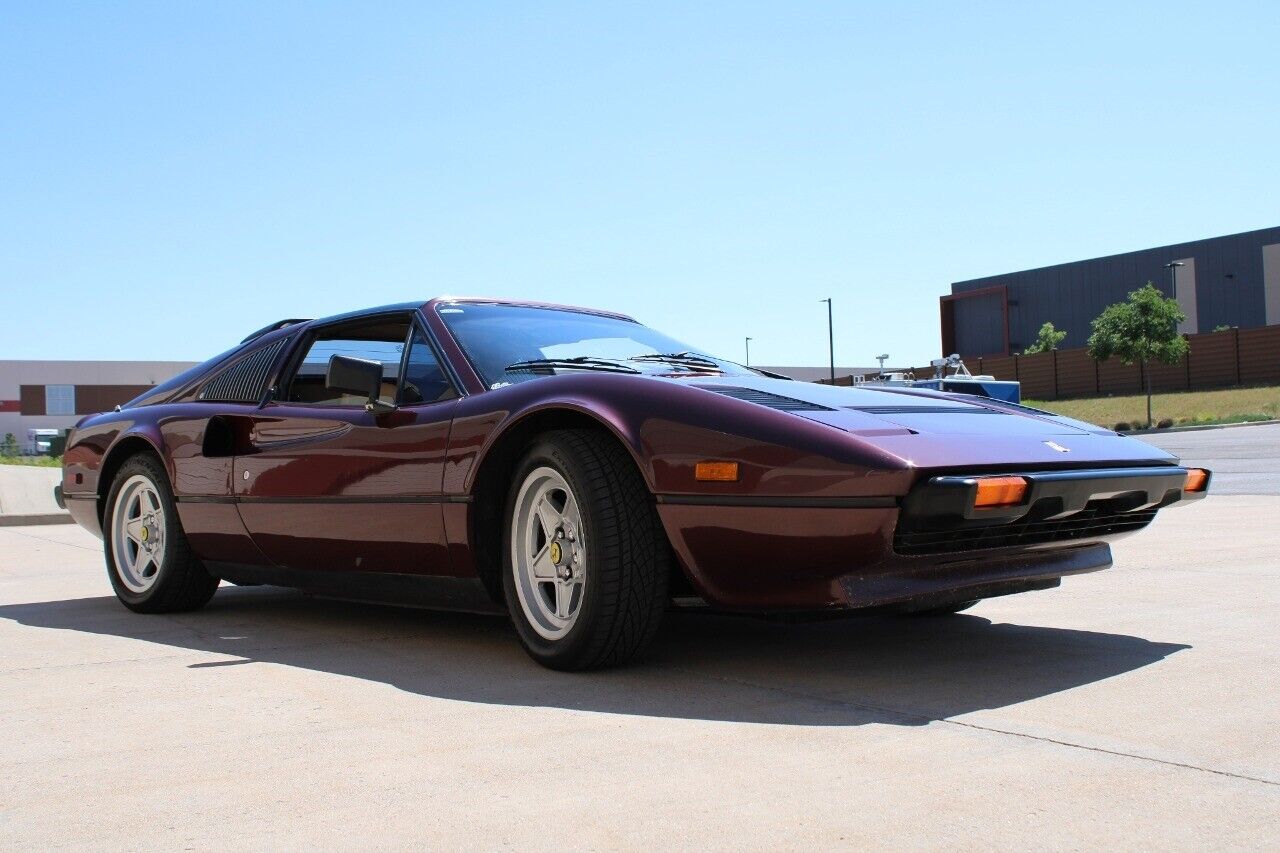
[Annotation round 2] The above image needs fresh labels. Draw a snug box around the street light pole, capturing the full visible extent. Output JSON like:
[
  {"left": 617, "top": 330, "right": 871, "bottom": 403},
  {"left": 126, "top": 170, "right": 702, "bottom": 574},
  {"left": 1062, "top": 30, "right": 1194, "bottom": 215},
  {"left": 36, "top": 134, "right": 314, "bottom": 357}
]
[
  {"left": 744, "top": 336, "right": 752, "bottom": 367},
  {"left": 1164, "top": 260, "right": 1184, "bottom": 301},
  {"left": 819, "top": 298, "right": 834, "bottom": 383}
]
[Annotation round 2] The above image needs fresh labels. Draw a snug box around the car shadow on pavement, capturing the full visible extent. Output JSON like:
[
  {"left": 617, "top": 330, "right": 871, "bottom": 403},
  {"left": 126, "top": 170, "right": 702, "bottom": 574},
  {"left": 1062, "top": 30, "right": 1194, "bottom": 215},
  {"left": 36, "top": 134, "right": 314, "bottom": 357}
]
[{"left": 0, "top": 586, "right": 1190, "bottom": 727}]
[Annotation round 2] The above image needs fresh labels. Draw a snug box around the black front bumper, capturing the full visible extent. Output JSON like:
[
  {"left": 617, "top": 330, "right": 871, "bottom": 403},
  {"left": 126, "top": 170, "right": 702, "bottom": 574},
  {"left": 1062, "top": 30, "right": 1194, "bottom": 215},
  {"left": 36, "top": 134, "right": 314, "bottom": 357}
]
[{"left": 895, "top": 466, "right": 1207, "bottom": 556}]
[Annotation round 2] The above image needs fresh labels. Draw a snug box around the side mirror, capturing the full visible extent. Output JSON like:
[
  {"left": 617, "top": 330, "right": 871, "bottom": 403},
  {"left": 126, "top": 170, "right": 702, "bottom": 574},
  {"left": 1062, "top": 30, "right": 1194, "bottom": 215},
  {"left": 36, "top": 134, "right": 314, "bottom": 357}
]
[{"left": 326, "top": 355, "right": 397, "bottom": 414}]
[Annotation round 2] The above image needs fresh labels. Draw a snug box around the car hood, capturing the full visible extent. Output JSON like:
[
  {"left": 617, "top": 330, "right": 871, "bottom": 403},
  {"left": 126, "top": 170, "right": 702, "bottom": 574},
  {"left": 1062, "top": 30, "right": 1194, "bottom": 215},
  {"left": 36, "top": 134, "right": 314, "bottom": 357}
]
[{"left": 674, "top": 374, "right": 1178, "bottom": 470}]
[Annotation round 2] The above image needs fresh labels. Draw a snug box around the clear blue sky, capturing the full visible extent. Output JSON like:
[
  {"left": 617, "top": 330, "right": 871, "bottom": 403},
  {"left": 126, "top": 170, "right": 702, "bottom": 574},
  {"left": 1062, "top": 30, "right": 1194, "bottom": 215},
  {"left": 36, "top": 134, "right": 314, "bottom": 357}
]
[{"left": 3, "top": 2, "right": 1277, "bottom": 368}]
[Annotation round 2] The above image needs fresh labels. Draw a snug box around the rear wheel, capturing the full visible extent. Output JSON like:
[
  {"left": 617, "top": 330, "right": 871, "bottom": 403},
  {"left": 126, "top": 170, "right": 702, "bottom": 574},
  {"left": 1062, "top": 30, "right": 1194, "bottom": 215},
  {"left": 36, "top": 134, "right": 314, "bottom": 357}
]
[
  {"left": 104, "top": 454, "right": 219, "bottom": 613},
  {"left": 502, "top": 430, "right": 669, "bottom": 670}
]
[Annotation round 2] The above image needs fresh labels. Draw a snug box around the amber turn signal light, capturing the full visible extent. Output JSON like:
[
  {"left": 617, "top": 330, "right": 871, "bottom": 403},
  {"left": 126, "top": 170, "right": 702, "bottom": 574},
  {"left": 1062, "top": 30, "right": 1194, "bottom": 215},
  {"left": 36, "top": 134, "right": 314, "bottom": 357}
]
[
  {"left": 1184, "top": 468, "right": 1209, "bottom": 492},
  {"left": 973, "top": 476, "right": 1028, "bottom": 508},
  {"left": 695, "top": 461, "right": 740, "bottom": 482}
]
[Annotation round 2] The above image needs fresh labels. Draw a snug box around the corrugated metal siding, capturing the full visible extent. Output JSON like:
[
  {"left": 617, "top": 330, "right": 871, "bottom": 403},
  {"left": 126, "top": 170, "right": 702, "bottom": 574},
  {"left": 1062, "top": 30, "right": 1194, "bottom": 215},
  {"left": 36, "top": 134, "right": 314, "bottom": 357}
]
[
  {"left": 950, "top": 226, "right": 1280, "bottom": 354},
  {"left": 952, "top": 291, "right": 1005, "bottom": 355}
]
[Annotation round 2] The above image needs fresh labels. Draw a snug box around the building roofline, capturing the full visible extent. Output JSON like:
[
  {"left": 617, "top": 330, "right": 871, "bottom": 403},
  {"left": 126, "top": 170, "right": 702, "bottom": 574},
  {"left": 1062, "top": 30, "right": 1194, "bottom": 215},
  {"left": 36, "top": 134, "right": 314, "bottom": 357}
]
[{"left": 951, "top": 224, "right": 1280, "bottom": 289}]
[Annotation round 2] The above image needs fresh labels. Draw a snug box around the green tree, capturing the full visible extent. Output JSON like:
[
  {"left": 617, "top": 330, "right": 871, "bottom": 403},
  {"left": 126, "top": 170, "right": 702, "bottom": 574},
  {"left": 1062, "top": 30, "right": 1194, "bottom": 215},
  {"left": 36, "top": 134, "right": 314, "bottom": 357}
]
[
  {"left": 1022, "top": 321, "right": 1067, "bottom": 355},
  {"left": 0, "top": 433, "right": 18, "bottom": 457},
  {"left": 1087, "top": 283, "right": 1189, "bottom": 428}
]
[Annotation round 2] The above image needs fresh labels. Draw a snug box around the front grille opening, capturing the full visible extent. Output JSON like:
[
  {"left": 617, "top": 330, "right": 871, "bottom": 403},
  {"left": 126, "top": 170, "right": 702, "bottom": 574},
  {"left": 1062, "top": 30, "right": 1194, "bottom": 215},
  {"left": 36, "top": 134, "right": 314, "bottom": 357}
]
[{"left": 894, "top": 503, "right": 1158, "bottom": 556}]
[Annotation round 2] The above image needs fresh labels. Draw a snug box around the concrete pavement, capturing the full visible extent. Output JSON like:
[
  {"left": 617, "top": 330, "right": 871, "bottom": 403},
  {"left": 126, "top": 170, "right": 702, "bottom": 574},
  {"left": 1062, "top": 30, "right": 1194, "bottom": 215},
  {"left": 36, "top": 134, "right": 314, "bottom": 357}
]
[
  {"left": 1, "top": 495, "right": 1277, "bottom": 850},
  {"left": 0, "top": 464, "right": 61, "bottom": 515},
  {"left": 1136, "top": 421, "right": 1280, "bottom": 496}
]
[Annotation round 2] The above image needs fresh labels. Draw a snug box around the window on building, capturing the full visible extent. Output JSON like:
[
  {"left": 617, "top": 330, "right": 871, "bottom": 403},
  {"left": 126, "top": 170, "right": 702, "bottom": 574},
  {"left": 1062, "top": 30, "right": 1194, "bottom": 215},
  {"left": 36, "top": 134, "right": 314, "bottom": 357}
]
[{"left": 45, "top": 385, "right": 76, "bottom": 415}]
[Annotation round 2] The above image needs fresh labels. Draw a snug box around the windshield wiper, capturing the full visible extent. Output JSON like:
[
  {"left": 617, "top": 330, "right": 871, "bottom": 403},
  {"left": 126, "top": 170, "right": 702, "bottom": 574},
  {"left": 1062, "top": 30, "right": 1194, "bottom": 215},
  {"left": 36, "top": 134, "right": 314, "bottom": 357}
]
[
  {"left": 628, "top": 351, "right": 723, "bottom": 370},
  {"left": 504, "top": 356, "right": 641, "bottom": 374}
]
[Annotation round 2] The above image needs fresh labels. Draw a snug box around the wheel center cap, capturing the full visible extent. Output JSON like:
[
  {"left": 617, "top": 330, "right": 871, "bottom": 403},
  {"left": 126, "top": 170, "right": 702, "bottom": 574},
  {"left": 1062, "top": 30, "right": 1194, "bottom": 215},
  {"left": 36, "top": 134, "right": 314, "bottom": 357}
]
[
  {"left": 140, "top": 526, "right": 149, "bottom": 543},
  {"left": 549, "top": 541, "right": 563, "bottom": 564}
]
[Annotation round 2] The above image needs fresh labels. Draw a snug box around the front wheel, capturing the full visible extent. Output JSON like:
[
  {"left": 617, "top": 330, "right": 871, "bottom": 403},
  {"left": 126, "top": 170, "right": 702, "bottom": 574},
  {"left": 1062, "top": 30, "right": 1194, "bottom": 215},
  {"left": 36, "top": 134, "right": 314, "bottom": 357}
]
[
  {"left": 104, "top": 454, "right": 219, "bottom": 613},
  {"left": 502, "top": 430, "right": 670, "bottom": 670}
]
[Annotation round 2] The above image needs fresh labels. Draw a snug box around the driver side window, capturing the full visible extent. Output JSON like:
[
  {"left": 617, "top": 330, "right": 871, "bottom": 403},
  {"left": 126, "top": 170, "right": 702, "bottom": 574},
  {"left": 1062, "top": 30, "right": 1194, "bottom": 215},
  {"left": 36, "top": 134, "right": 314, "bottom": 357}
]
[
  {"left": 399, "top": 326, "right": 458, "bottom": 405},
  {"left": 283, "top": 318, "right": 410, "bottom": 406}
]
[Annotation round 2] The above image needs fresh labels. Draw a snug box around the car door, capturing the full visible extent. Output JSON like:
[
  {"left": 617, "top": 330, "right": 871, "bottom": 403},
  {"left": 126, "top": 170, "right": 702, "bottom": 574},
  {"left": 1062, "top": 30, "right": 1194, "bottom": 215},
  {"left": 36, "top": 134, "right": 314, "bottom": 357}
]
[{"left": 233, "top": 313, "right": 460, "bottom": 574}]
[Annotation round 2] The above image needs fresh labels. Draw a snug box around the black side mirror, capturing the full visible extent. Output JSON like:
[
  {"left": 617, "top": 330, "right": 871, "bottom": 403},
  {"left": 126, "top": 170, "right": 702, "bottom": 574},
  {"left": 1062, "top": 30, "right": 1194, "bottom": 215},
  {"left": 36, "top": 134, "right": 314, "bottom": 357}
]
[{"left": 326, "top": 355, "right": 396, "bottom": 414}]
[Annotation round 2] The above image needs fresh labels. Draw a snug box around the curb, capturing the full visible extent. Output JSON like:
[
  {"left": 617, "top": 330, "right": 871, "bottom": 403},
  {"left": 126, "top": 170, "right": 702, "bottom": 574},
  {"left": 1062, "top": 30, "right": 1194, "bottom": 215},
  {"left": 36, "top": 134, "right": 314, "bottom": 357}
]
[
  {"left": 1120, "top": 419, "right": 1279, "bottom": 436},
  {"left": 0, "top": 512, "right": 75, "bottom": 528}
]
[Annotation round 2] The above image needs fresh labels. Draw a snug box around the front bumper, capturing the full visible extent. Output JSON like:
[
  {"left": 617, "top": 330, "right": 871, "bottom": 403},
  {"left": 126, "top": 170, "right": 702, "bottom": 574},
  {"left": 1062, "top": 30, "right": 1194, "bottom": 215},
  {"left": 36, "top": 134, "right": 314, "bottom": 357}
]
[
  {"left": 53, "top": 484, "right": 65, "bottom": 509},
  {"left": 655, "top": 465, "right": 1208, "bottom": 612},
  {"left": 895, "top": 466, "right": 1208, "bottom": 556}
]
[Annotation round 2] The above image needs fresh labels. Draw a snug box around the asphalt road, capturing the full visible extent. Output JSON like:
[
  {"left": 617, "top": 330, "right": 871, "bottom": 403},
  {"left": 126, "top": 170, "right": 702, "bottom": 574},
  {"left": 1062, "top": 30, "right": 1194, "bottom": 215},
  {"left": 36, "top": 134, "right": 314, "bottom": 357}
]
[
  {"left": 1, "top": 426, "right": 1277, "bottom": 849},
  {"left": 1136, "top": 422, "right": 1280, "bottom": 496}
]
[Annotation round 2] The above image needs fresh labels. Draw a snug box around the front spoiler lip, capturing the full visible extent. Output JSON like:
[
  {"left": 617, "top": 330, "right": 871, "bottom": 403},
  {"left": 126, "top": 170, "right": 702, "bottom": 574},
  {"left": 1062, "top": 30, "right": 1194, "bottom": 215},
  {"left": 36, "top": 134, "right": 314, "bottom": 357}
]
[{"left": 902, "top": 465, "right": 1209, "bottom": 526}]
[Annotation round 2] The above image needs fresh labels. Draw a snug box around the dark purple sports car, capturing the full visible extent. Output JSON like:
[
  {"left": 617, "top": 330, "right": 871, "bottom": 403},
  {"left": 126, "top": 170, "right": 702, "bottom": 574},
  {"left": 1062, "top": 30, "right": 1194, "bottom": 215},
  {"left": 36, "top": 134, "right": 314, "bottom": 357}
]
[{"left": 57, "top": 298, "right": 1210, "bottom": 669}]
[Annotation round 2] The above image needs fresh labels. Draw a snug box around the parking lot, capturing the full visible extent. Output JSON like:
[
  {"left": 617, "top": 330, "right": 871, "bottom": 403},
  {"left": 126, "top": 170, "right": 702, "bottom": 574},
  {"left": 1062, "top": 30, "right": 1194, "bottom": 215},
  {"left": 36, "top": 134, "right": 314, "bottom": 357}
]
[{"left": 1, "top": 427, "right": 1277, "bottom": 849}]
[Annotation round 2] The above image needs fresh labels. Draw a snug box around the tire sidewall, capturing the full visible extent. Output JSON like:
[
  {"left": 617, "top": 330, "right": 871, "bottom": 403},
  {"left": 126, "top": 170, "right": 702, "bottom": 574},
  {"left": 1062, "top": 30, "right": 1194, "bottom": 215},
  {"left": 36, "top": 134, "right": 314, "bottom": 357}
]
[
  {"left": 103, "top": 455, "right": 181, "bottom": 607},
  {"left": 502, "top": 438, "right": 604, "bottom": 666}
]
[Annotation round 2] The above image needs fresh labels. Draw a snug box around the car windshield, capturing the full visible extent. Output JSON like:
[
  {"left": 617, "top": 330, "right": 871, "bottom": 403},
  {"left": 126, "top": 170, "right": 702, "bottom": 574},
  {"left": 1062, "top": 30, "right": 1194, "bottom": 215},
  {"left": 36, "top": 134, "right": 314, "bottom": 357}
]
[{"left": 436, "top": 302, "right": 752, "bottom": 388}]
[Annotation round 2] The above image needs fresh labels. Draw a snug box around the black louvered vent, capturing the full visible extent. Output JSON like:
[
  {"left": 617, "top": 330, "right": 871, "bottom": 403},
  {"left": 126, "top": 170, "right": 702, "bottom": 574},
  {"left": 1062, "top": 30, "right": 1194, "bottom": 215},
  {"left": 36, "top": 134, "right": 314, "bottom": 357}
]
[
  {"left": 894, "top": 506, "right": 1158, "bottom": 556},
  {"left": 703, "top": 386, "right": 834, "bottom": 412},
  {"left": 198, "top": 337, "right": 290, "bottom": 403},
  {"left": 849, "top": 405, "right": 1002, "bottom": 415}
]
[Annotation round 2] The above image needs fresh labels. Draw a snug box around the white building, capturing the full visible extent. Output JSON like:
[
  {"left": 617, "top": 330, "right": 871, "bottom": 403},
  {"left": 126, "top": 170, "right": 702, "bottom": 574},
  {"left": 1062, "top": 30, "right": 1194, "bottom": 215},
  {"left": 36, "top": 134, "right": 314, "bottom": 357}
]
[{"left": 0, "top": 361, "right": 197, "bottom": 453}]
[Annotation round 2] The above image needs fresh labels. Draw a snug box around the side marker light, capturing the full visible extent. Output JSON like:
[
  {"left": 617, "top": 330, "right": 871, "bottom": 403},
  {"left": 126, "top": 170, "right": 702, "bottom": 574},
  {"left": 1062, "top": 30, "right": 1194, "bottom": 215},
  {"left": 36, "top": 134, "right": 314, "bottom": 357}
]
[{"left": 695, "top": 461, "right": 740, "bottom": 482}]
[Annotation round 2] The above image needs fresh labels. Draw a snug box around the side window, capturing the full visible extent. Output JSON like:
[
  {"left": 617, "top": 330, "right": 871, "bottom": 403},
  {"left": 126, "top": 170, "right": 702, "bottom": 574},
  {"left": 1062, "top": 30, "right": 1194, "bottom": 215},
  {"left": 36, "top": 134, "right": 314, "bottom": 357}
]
[
  {"left": 283, "top": 318, "right": 410, "bottom": 406},
  {"left": 399, "top": 327, "right": 457, "bottom": 405}
]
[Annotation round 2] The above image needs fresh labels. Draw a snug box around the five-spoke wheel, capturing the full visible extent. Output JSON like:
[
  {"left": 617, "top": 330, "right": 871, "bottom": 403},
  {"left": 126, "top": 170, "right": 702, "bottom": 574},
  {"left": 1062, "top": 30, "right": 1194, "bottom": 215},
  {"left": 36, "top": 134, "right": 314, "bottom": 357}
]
[
  {"left": 104, "top": 454, "right": 219, "bottom": 613},
  {"left": 511, "top": 466, "right": 587, "bottom": 640},
  {"left": 502, "top": 430, "right": 670, "bottom": 670},
  {"left": 110, "top": 474, "right": 167, "bottom": 593}
]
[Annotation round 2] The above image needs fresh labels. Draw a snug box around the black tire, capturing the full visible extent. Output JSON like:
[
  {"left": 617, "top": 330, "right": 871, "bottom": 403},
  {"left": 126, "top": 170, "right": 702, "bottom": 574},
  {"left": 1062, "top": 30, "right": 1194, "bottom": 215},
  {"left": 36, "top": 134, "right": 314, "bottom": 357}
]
[
  {"left": 103, "top": 454, "right": 219, "bottom": 613},
  {"left": 906, "top": 599, "right": 979, "bottom": 616},
  {"left": 501, "top": 429, "right": 670, "bottom": 670}
]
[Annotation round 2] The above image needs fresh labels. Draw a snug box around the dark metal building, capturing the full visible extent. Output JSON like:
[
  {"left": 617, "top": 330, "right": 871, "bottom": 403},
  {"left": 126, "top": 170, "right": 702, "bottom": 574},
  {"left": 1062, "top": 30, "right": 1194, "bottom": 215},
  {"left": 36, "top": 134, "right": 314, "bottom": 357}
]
[{"left": 941, "top": 225, "right": 1280, "bottom": 357}]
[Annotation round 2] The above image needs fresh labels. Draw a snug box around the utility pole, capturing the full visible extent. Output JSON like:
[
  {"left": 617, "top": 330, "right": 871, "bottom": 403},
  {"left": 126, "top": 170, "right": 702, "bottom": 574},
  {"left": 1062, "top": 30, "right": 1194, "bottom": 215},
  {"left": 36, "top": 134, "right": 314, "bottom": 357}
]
[
  {"left": 744, "top": 336, "right": 752, "bottom": 367},
  {"left": 820, "top": 298, "right": 835, "bottom": 383}
]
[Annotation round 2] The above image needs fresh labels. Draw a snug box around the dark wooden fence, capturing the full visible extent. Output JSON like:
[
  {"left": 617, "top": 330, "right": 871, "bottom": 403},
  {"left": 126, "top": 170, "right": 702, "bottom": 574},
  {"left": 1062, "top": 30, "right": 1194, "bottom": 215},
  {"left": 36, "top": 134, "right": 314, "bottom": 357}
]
[{"left": 826, "top": 325, "right": 1280, "bottom": 400}]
